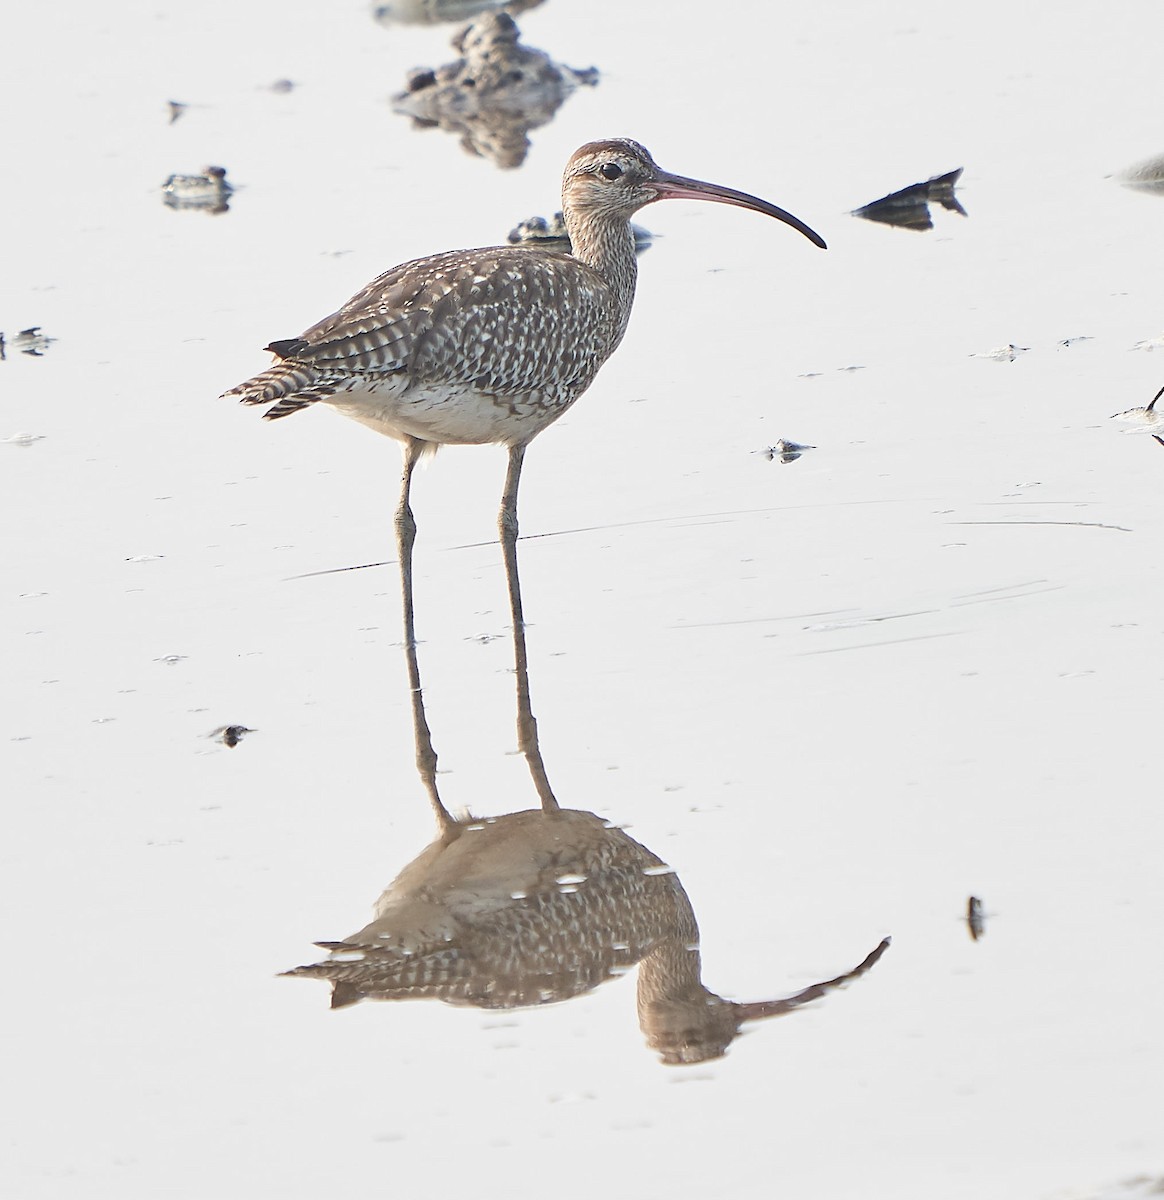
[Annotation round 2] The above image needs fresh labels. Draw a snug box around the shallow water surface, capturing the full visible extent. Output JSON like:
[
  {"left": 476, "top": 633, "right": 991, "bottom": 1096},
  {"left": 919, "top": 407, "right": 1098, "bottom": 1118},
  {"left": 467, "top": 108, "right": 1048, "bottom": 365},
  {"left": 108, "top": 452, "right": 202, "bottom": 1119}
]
[{"left": 3, "top": 2, "right": 1163, "bottom": 1198}]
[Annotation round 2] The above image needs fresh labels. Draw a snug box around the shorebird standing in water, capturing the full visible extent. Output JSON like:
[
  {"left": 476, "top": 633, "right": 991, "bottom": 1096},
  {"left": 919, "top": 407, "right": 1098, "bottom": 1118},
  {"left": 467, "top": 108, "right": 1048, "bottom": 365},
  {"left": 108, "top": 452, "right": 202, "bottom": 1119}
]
[
  {"left": 222, "top": 139, "right": 825, "bottom": 767},
  {"left": 1111, "top": 383, "right": 1164, "bottom": 448}
]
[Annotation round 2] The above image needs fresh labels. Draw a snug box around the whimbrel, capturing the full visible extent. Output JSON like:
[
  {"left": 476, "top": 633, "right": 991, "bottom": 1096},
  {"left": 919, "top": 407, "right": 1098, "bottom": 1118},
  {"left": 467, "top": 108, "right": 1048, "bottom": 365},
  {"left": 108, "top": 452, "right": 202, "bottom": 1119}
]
[
  {"left": 222, "top": 139, "right": 824, "bottom": 646},
  {"left": 224, "top": 140, "right": 825, "bottom": 775},
  {"left": 223, "top": 138, "right": 822, "bottom": 491}
]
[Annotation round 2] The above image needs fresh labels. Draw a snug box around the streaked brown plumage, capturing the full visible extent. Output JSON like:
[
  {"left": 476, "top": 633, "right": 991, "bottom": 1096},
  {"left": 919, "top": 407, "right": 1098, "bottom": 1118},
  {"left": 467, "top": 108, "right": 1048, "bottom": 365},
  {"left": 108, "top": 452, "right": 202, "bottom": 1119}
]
[
  {"left": 228, "top": 242, "right": 630, "bottom": 445},
  {"left": 221, "top": 139, "right": 825, "bottom": 568},
  {"left": 223, "top": 139, "right": 823, "bottom": 447}
]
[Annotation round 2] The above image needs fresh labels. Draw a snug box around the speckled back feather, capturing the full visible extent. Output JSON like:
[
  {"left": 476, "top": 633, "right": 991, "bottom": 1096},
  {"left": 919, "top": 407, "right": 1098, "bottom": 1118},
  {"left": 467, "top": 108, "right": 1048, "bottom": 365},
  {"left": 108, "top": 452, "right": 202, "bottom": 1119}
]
[{"left": 221, "top": 244, "right": 630, "bottom": 432}]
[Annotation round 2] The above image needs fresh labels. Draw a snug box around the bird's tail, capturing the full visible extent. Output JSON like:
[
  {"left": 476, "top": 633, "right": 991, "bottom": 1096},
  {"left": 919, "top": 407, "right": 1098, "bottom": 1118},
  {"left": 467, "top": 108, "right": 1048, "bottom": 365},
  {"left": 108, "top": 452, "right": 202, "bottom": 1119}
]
[{"left": 220, "top": 348, "right": 343, "bottom": 420}]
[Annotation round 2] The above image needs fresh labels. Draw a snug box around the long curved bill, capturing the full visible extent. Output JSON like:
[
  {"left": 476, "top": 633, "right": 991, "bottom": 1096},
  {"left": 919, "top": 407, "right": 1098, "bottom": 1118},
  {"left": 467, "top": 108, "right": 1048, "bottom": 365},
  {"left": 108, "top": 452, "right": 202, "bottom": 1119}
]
[{"left": 650, "top": 171, "right": 827, "bottom": 250}]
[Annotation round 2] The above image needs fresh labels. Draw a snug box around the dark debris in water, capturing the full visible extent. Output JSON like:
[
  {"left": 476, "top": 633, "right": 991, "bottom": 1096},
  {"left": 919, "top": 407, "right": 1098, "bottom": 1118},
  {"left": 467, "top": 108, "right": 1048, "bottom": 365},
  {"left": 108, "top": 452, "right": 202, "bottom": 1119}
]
[
  {"left": 971, "top": 343, "right": 1029, "bottom": 362},
  {"left": 853, "top": 167, "right": 966, "bottom": 231},
  {"left": 211, "top": 724, "right": 255, "bottom": 748},
  {"left": 966, "top": 895, "right": 985, "bottom": 941},
  {"left": 760, "top": 439, "right": 815, "bottom": 464},
  {"left": 392, "top": 12, "right": 598, "bottom": 169}
]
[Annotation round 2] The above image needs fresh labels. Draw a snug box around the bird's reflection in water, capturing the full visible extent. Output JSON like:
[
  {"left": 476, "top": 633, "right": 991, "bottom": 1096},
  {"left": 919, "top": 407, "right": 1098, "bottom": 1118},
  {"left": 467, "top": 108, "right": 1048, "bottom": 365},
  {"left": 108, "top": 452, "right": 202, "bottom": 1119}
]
[
  {"left": 373, "top": 0, "right": 543, "bottom": 26},
  {"left": 286, "top": 800, "right": 888, "bottom": 1064},
  {"left": 284, "top": 501, "right": 889, "bottom": 1063},
  {"left": 391, "top": 13, "right": 598, "bottom": 169}
]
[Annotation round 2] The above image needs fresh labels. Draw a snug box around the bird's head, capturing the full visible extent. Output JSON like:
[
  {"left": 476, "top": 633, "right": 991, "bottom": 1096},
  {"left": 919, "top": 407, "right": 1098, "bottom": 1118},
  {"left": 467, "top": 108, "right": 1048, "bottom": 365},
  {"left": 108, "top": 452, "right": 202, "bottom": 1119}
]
[{"left": 562, "top": 138, "right": 826, "bottom": 249}]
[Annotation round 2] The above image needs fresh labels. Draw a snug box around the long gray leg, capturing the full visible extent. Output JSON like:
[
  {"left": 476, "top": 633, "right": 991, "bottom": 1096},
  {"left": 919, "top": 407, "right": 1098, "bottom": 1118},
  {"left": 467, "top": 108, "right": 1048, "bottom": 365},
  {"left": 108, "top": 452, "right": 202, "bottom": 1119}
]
[
  {"left": 499, "top": 442, "right": 559, "bottom": 813},
  {"left": 396, "top": 437, "right": 455, "bottom": 834}
]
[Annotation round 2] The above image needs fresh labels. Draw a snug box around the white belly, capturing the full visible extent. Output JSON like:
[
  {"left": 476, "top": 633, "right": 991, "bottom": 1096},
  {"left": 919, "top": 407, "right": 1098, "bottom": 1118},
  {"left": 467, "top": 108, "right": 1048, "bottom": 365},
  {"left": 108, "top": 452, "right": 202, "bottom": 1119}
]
[{"left": 324, "top": 378, "right": 570, "bottom": 447}]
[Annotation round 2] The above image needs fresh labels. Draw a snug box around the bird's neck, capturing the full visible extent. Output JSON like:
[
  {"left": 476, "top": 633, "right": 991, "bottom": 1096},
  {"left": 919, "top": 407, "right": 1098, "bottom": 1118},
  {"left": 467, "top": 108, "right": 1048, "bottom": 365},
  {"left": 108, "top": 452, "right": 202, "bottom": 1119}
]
[{"left": 565, "top": 215, "right": 639, "bottom": 330}]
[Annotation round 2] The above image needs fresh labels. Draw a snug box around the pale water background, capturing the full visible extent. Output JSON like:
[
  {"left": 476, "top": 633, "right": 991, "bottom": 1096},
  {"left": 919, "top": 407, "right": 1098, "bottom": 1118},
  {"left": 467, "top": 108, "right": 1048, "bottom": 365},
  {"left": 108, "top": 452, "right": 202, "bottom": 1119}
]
[{"left": 2, "top": 2, "right": 1163, "bottom": 1197}]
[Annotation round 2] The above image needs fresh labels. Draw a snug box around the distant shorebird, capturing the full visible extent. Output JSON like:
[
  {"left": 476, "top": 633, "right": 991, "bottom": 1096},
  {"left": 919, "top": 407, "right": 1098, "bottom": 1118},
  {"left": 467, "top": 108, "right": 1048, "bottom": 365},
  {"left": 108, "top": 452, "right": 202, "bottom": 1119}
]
[
  {"left": 1111, "top": 383, "right": 1164, "bottom": 447},
  {"left": 223, "top": 139, "right": 824, "bottom": 648},
  {"left": 163, "top": 165, "right": 232, "bottom": 213}
]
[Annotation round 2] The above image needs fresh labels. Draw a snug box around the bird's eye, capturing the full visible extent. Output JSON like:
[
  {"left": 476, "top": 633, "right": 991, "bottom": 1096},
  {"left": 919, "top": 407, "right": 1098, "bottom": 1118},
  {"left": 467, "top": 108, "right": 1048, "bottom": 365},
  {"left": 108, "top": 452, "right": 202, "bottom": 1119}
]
[{"left": 598, "top": 162, "right": 623, "bottom": 181}]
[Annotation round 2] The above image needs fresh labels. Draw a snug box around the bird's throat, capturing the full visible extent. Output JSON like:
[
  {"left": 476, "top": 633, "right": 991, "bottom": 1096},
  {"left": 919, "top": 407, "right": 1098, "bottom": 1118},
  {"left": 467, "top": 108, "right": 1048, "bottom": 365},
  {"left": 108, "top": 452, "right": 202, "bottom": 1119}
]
[{"left": 564, "top": 216, "right": 639, "bottom": 329}]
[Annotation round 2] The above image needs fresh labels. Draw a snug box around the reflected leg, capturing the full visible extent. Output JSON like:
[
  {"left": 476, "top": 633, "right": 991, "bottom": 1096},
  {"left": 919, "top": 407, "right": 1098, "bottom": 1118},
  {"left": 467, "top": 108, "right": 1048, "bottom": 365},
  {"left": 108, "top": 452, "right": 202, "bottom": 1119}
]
[
  {"left": 499, "top": 442, "right": 559, "bottom": 813},
  {"left": 396, "top": 437, "right": 455, "bottom": 834}
]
